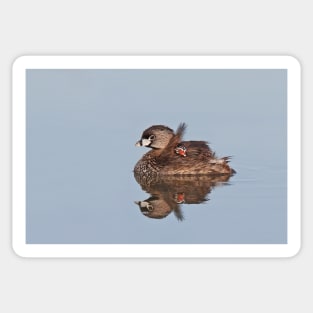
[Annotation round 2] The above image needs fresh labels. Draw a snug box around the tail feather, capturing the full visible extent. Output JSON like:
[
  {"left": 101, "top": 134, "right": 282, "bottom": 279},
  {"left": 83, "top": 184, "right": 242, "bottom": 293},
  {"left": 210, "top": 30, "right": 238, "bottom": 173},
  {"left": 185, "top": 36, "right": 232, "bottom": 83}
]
[
  {"left": 209, "top": 156, "right": 232, "bottom": 164},
  {"left": 221, "top": 156, "right": 233, "bottom": 163}
]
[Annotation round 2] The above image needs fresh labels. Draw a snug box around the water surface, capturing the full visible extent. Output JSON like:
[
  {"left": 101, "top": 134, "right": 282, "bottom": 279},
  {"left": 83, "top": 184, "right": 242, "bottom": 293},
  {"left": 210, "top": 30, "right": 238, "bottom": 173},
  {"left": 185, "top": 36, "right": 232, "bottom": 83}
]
[{"left": 26, "top": 69, "right": 287, "bottom": 244}]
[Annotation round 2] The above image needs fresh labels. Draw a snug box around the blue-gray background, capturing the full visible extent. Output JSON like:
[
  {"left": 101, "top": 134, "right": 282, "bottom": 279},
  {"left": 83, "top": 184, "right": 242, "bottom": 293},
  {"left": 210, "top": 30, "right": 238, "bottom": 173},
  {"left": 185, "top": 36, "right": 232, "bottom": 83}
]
[{"left": 26, "top": 69, "right": 287, "bottom": 244}]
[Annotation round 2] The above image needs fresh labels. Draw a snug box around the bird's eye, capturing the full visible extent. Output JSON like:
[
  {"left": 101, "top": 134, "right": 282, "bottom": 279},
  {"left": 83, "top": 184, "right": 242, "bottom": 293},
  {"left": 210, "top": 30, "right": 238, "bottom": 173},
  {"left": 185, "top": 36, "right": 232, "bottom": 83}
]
[{"left": 149, "top": 135, "right": 155, "bottom": 140}]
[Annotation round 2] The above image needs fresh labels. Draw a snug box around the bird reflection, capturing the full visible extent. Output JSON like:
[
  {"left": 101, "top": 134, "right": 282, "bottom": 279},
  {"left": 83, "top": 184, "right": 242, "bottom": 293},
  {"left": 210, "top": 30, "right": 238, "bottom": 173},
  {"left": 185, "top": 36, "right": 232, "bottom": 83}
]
[{"left": 134, "top": 173, "right": 232, "bottom": 221}]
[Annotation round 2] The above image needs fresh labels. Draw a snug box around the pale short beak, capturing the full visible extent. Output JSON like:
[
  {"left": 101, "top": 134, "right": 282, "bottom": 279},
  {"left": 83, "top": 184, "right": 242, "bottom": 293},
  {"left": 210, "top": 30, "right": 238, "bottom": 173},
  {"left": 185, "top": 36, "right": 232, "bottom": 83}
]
[{"left": 137, "top": 138, "right": 151, "bottom": 147}]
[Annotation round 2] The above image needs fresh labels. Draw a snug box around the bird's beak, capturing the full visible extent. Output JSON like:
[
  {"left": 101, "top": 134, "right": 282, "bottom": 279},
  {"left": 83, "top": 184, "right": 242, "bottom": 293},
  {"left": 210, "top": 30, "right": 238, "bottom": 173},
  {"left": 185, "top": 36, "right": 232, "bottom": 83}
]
[{"left": 136, "top": 138, "right": 151, "bottom": 147}]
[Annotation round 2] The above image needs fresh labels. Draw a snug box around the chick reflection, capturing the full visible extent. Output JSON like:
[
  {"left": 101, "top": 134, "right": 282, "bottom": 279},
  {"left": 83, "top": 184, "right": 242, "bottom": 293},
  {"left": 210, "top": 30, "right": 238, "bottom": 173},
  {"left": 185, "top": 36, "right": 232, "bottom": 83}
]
[{"left": 134, "top": 174, "right": 232, "bottom": 220}]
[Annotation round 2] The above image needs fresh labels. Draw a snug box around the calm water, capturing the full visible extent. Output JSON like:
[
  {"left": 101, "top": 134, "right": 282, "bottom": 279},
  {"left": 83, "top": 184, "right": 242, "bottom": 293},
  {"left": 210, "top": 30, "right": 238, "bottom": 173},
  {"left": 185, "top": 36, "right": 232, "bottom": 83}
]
[{"left": 26, "top": 69, "right": 287, "bottom": 244}]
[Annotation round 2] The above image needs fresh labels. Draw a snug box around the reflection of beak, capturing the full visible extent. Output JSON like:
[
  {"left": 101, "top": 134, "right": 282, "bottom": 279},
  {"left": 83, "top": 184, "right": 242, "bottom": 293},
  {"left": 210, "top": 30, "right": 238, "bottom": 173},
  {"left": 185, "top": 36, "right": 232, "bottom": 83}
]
[
  {"left": 134, "top": 201, "right": 153, "bottom": 212},
  {"left": 135, "top": 140, "right": 142, "bottom": 147}
]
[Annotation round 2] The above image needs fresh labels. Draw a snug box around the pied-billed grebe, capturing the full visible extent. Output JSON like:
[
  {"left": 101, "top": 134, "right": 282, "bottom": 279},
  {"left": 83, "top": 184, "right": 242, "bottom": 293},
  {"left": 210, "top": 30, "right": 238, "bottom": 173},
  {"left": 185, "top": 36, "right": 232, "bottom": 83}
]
[{"left": 134, "top": 123, "right": 235, "bottom": 176}]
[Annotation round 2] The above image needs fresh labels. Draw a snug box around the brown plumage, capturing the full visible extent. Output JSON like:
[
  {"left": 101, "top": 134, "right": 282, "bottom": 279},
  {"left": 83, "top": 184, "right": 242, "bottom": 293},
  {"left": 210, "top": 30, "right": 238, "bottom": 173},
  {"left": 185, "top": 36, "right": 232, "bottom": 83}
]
[{"left": 134, "top": 123, "right": 235, "bottom": 178}]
